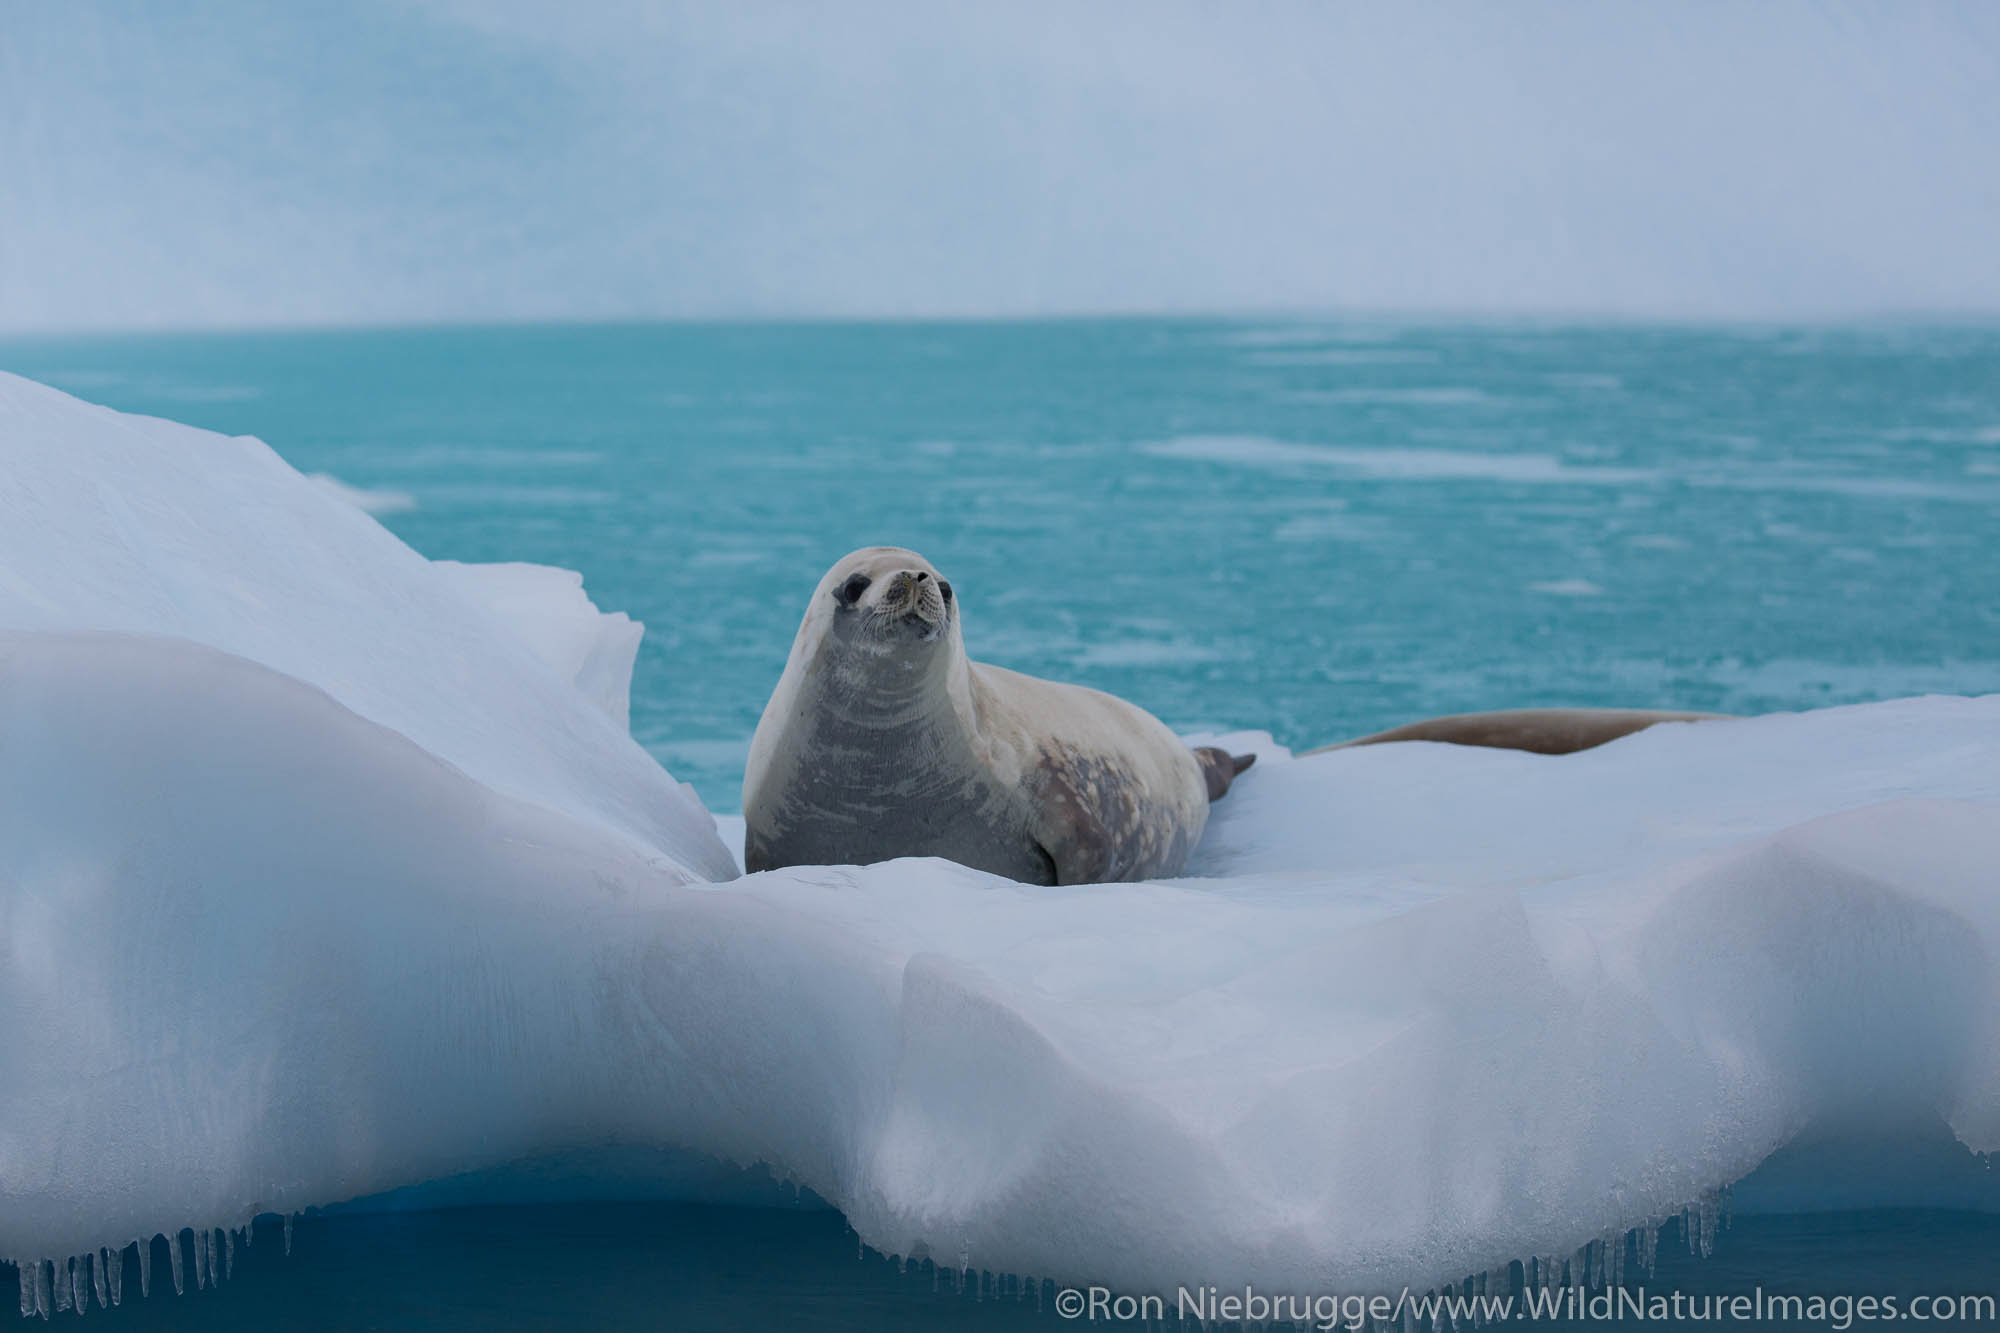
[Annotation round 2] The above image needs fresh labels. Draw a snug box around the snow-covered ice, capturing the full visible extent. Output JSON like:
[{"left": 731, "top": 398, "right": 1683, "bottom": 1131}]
[
  {"left": 0, "top": 374, "right": 730, "bottom": 882},
  {"left": 3, "top": 372, "right": 1999, "bottom": 1309}
]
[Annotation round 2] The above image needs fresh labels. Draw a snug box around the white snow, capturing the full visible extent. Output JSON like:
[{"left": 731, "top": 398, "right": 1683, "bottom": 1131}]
[
  {"left": 0, "top": 373, "right": 732, "bottom": 882},
  {"left": 432, "top": 561, "right": 644, "bottom": 730},
  {"left": 4, "top": 372, "right": 2000, "bottom": 1306}
]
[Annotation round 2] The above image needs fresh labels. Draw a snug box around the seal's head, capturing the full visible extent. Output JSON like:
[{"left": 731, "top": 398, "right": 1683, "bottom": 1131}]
[{"left": 816, "top": 546, "right": 957, "bottom": 653}]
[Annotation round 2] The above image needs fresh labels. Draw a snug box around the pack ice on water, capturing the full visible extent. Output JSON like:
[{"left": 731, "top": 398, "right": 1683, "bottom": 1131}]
[{"left": 3, "top": 371, "right": 2000, "bottom": 1310}]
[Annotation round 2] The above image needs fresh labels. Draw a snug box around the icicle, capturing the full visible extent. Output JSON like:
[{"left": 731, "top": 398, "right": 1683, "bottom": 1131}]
[
  {"left": 1610, "top": 1230, "right": 1625, "bottom": 1288},
  {"left": 34, "top": 1261, "right": 51, "bottom": 1320},
  {"left": 166, "top": 1232, "right": 183, "bottom": 1297},
  {"left": 17, "top": 1263, "right": 31, "bottom": 1319},
  {"left": 193, "top": 1230, "right": 209, "bottom": 1291},
  {"left": 282, "top": 1215, "right": 294, "bottom": 1257},
  {"left": 103, "top": 1248, "right": 120, "bottom": 1307},
  {"left": 224, "top": 1229, "right": 235, "bottom": 1282},
  {"left": 211, "top": 1230, "right": 224, "bottom": 1286},
  {"left": 137, "top": 1240, "right": 150, "bottom": 1300},
  {"left": 91, "top": 1252, "right": 107, "bottom": 1309},
  {"left": 52, "top": 1264, "right": 68, "bottom": 1314}
]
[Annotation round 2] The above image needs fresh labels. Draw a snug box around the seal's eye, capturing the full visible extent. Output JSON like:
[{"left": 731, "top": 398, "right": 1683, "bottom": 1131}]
[
  {"left": 938, "top": 580, "right": 953, "bottom": 605},
  {"left": 833, "top": 572, "right": 872, "bottom": 608}
]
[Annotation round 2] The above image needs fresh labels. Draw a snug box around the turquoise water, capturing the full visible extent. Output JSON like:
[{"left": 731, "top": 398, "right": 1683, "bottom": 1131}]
[
  {"left": 4, "top": 320, "right": 1996, "bottom": 811},
  {"left": 5, "top": 320, "right": 2000, "bottom": 1327}
]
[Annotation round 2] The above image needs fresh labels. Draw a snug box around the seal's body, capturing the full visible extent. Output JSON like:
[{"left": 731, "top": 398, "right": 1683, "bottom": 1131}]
[
  {"left": 743, "top": 547, "right": 1252, "bottom": 884},
  {"left": 1310, "top": 708, "right": 1722, "bottom": 756}
]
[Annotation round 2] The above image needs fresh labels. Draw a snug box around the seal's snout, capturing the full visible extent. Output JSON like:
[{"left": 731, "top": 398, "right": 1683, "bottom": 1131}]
[{"left": 887, "top": 569, "right": 947, "bottom": 627}]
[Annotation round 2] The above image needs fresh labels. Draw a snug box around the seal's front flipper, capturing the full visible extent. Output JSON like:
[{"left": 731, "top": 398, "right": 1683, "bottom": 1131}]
[{"left": 1194, "top": 747, "right": 1256, "bottom": 801}]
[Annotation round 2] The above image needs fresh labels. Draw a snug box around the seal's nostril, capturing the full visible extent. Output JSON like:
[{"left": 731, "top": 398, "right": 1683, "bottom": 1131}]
[{"left": 914, "top": 571, "right": 929, "bottom": 582}]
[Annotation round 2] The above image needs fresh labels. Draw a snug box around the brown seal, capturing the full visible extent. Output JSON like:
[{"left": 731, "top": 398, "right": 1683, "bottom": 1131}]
[{"left": 1309, "top": 708, "right": 1723, "bottom": 756}]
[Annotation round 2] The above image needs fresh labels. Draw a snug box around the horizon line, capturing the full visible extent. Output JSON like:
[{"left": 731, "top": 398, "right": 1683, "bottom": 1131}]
[{"left": 8, "top": 304, "right": 2000, "bottom": 342}]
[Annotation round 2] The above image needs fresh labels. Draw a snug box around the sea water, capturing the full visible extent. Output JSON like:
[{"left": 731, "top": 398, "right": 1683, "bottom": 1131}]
[{"left": 3, "top": 319, "right": 1997, "bottom": 1327}]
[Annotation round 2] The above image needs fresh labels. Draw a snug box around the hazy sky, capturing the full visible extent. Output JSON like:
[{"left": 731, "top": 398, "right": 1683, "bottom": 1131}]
[{"left": 3, "top": 1, "right": 1997, "bottom": 331}]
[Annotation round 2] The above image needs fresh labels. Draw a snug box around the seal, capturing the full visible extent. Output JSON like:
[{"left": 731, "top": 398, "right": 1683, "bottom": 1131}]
[
  {"left": 743, "top": 546, "right": 1254, "bottom": 885},
  {"left": 1308, "top": 708, "right": 1723, "bottom": 756}
]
